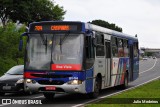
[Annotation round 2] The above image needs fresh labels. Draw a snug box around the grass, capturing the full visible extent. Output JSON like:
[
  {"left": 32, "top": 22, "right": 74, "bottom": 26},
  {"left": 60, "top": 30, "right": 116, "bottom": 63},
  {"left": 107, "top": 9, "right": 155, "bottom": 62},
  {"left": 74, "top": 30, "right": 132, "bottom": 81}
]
[{"left": 86, "top": 79, "right": 160, "bottom": 107}]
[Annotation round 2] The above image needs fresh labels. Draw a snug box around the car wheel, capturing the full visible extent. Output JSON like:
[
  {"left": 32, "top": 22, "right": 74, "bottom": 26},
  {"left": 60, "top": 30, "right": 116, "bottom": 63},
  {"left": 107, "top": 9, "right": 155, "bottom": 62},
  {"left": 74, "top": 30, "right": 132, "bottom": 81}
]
[
  {"left": 26, "top": 91, "right": 33, "bottom": 95},
  {"left": 43, "top": 93, "right": 55, "bottom": 100}
]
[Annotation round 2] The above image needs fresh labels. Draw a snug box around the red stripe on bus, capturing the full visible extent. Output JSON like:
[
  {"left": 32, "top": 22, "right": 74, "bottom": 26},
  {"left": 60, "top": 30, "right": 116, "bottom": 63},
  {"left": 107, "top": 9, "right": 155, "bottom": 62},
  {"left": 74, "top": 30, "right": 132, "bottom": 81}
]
[
  {"left": 51, "top": 64, "right": 81, "bottom": 71},
  {"left": 24, "top": 72, "right": 44, "bottom": 78}
]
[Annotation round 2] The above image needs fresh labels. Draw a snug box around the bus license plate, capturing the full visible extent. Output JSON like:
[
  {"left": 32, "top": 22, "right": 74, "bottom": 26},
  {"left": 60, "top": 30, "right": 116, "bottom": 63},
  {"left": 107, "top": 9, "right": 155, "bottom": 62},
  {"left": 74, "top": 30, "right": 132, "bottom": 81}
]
[
  {"left": 45, "top": 86, "right": 56, "bottom": 90},
  {"left": 3, "top": 86, "right": 11, "bottom": 90}
]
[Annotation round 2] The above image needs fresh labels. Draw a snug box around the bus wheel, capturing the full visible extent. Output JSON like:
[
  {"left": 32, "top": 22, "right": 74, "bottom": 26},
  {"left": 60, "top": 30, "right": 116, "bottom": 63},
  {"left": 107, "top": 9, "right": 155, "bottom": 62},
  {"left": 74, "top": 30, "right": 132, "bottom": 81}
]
[
  {"left": 121, "top": 73, "right": 128, "bottom": 89},
  {"left": 88, "top": 78, "right": 101, "bottom": 98},
  {"left": 43, "top": 93, "right": 55, "bottom": 100}
]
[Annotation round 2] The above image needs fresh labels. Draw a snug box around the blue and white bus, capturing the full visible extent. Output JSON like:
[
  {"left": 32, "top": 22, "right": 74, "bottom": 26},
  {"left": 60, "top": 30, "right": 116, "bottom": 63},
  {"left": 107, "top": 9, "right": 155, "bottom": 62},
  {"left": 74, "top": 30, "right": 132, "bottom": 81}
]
[{"left": 19, "top": 21, "right": 139, "bottom": 99}]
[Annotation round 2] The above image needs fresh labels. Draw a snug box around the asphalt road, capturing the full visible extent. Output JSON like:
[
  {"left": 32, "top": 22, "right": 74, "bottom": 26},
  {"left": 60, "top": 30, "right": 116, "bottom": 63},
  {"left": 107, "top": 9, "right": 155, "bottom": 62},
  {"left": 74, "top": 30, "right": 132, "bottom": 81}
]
[{"left": 0, "top": 58, "right": 160, "bottom": 107}]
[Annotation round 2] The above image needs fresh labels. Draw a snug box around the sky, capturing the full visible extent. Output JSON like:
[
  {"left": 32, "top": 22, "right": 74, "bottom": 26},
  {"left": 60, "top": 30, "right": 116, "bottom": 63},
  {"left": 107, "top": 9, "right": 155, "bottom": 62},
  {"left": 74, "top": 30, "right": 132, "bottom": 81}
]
[{"left": 53, "top": 0, "right": 160, "bottom": 48}]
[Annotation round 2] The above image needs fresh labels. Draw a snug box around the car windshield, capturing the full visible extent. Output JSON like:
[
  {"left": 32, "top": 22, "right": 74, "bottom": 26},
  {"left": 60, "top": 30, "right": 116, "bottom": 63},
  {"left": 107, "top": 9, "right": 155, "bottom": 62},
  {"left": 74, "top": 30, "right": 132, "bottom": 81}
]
[
  {"left": 6, "top": 65, "right": 24, "bottom": 75},
  {"left": 25, "top": 33, "right": 84, "bottom": 70}
]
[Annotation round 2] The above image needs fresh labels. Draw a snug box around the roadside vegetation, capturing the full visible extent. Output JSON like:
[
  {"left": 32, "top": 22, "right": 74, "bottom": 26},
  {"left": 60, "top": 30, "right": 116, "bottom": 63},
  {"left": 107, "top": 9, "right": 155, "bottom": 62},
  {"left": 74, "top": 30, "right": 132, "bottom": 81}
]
[
  {"left": 0, "top": 22, "right": 25, "bottom": 75},
  {"left": 86, "top": 79, "right": 160, "bottom": 107}
]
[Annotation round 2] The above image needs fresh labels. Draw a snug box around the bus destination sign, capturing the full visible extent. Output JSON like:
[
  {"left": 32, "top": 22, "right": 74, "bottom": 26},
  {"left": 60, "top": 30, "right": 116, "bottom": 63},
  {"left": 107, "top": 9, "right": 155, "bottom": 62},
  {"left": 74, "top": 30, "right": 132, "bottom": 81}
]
[
  {"left": 34, "top": 25, "right": 70, "bottom": 31},
  {"left": 29, "top": 22, "right": 82, "bottom": 32}
]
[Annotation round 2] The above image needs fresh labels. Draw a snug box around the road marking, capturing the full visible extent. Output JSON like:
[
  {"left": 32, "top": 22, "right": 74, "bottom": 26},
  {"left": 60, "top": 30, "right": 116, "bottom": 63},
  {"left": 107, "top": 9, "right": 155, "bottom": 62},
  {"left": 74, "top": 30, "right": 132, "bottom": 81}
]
[
  {"left": 31, "top": 95, "right": 44, "bottom": 99},
  {"left": 72, "top": 75, "right": 160, "bottom": 107},
  {"left": 139, "top": 58, "right": 157, "bottom": 74}
]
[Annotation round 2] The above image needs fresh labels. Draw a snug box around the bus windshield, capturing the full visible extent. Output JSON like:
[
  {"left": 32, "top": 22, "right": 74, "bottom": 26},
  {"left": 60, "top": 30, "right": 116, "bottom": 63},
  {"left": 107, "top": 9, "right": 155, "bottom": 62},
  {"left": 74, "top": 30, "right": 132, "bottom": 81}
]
[{"left": 25, "top": 33, "right": 84, "bottom": 70}]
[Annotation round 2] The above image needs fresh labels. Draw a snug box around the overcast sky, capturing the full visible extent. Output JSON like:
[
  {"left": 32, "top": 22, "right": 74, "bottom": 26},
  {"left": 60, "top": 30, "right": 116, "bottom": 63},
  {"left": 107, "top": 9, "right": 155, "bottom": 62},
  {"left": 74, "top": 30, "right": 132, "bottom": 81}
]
[{"left": 54, "top": 0, "right": 160, "bottom": 48}]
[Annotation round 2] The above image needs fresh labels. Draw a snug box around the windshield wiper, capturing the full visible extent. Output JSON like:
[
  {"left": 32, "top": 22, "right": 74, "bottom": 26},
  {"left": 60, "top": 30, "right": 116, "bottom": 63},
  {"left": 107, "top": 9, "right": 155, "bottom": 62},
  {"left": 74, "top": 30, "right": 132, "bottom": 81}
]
[
  {"left": 59, "top": 31, "right": 70, "bottom": 45},
  {"left": 59, "top": 32, "right": 70, "bottom": 53},
  {"left": 51, "top": 35, "right": 55, "bottom": 64},
  {"left": 40, "top": 34, "right": 48, "bottom": 53}
]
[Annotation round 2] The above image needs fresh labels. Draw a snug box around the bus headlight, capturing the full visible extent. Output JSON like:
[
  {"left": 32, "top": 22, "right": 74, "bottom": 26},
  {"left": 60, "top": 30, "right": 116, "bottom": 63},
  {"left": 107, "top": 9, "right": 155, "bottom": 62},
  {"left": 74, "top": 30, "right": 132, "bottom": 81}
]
[
  {"left": 68, "top": 80, "right": 82, "bottom": 85},
  {"left": 25, "top": 79, "right": 36, "bottom": 84},
  {"left": 26, "top": 79, "right": 32, "bottom": 83}
]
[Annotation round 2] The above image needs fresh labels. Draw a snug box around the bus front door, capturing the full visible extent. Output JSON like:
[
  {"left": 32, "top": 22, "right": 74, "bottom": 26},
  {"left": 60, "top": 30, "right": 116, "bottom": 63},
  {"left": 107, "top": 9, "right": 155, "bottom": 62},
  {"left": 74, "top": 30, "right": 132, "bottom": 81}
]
[{"left": 105, "top": 40, "right": 111, "bottom": 87}]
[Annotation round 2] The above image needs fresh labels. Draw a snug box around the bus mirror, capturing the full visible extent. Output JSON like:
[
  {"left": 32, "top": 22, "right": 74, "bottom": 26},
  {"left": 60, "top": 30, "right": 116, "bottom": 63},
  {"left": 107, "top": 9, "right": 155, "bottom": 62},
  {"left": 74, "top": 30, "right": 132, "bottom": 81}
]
[
  {"left": 19, "top": 39, "right": 23, "bottom": 51},
  {"left": 19, "top": 32, "right": 27, "bottom": 51}
]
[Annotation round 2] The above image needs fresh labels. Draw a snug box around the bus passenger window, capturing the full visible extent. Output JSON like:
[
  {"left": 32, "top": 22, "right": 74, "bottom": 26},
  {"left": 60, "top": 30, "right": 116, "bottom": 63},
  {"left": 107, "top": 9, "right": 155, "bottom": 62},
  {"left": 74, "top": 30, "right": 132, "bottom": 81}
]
[
  {"left": 96, "top": 33, "right": 104, "bottom": 56},
  {"left": 118, "top": 38, "right": 124, "bottom": 57},
  {"left": 96, "top": 34, "right": 104, "bottom": 45},
  {"left": 134, "top": 42, "right": 138, "bottom": 57},
  {"left": 123, "top": 39, "right": 129, "bottom": 57},
  {"left": 111, "top": 37, "right": 118, "bottom": 57}
]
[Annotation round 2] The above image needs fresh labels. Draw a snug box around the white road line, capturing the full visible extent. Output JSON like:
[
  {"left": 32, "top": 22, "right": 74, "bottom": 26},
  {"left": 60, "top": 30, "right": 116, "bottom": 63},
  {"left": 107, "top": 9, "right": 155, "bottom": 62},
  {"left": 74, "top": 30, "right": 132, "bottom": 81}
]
[
  {"left": 31, "top": 95, "right": 44, "bottom": 99},
  {"left": 72, "top": 75, "right": 160, "bottom": 107},
  {"left": 139, "top": 58, "right": 157, "bottom": 74}
]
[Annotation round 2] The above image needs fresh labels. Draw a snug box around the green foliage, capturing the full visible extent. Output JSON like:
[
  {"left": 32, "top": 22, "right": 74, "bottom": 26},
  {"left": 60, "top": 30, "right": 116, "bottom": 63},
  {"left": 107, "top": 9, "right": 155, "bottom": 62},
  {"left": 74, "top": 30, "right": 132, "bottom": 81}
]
[
  {"left": 87, "top": 80, "right": 160, "bottom": 107},
  {"left": 90, "top": 19, "right": 123, "bottom": 32},
  {"left": 0, "top": 22, "right": 25, "bottom": 75},
  {"left": 0, "top": 0, "right": 66, "bottom": 26},
  {"left": 144, "top": 52, "right": 153, "bottom": 57}
]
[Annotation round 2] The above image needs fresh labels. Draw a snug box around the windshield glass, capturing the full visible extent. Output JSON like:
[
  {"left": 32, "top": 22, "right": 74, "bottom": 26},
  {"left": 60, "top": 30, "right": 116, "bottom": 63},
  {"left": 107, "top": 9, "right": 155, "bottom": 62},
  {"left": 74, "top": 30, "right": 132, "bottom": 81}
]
[
  {"left": 6, "top": 65, "right": 24, "bottom": 75},
  {"left": 25, "top": 33, "right": 84, "bottom": 70}
]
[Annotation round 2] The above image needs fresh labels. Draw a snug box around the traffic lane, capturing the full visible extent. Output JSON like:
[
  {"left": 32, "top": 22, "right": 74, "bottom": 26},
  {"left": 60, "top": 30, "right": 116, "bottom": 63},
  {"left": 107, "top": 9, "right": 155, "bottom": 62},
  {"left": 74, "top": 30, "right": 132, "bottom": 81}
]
[
  {"left": 1, "top": 59, "right": 160, "bottom": 107},
  {"left": 131, "top": 58, "right": 160, "bottom": 86},
  {"left": 139, "top": 58, "right": 156, "bottom": 72}
]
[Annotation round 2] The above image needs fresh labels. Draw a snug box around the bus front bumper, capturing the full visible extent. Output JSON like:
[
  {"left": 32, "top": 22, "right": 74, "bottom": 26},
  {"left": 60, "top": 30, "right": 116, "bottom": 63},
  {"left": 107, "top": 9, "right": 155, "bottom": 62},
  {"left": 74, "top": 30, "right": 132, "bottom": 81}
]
[{"left": 24, "top": 79, "right": 86, "bottom": 94}]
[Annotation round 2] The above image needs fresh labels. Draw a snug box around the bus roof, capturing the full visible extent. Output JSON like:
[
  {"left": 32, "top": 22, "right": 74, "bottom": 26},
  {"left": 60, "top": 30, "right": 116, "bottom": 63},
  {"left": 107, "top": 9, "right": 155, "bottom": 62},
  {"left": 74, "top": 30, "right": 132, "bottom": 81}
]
[{"left": 86, "top": 23, "right": 138, "bottom": 41}]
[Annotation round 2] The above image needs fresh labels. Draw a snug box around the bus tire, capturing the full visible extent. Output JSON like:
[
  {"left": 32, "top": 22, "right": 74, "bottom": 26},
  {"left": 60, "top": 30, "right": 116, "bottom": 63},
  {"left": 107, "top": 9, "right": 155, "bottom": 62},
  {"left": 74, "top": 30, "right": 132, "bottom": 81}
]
[
  {"left": 121, "top": 73, "right": 128, "bottom": 89},
  {"left": 43, "top": 93, "right": 55, "bottom": 100},
  {"left": 88, "top": 77, "right": 101, "bottom": 98}
]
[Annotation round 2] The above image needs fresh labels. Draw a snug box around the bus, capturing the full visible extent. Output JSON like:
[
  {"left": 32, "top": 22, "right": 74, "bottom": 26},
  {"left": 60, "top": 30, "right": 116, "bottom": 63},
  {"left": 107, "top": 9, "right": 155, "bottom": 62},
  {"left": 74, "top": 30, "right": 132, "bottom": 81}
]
[{"left": 19, "top": 21, "right": 139, "bottom": 99}]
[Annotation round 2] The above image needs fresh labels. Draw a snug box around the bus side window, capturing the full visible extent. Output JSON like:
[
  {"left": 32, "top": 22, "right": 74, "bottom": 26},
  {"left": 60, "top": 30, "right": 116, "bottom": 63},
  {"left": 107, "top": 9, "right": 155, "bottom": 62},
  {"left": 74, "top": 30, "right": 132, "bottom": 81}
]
[
  {"left": 111, "top": 37, "right": 118, "bottom": 57},
  {"left": 134, "top": 42, "right": 138, "bottom": 57},
  {"left": 96, "top": 33, "right": 105, "bottom": 56},
  {"left": 124, "top": 39, "right": 129, "bottom": 57},
  {"left": 117, "top": 38, "right": 124, "bottom": 57},
  {"left": 85, "top": 36, "right": 95, "bottom": 69}
]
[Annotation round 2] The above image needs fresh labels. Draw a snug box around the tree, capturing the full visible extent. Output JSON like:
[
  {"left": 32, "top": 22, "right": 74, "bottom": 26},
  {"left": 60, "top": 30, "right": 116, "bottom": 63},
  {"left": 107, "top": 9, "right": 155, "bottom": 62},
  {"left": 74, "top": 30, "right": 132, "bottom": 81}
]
[
  {"left": 90, "top": 19, "right": 123, "bottom": 32},
  {"left": 0, "top": 22, "right": 25, "bottom": 75},
  {"left": 0, "top": 0, "right": 66, "bottom": 26},
  {"left": 0, "top": 0, "right": 13, "bottom": 26}
]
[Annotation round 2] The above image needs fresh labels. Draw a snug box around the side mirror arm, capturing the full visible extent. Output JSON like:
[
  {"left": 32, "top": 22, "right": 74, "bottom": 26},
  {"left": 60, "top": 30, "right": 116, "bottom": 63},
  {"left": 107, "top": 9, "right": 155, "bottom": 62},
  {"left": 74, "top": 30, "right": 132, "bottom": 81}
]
[{"left": 19, "top": 32, "right": 28, "bottom": 51}]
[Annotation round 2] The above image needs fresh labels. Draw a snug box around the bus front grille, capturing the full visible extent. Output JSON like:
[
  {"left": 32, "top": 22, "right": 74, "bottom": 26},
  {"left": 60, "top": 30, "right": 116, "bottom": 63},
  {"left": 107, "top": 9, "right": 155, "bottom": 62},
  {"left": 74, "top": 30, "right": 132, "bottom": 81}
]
[
  {"left": 31, "top": 74, "right": 72, "bottom": 78},
  {"left": 37, "top": 80, "right": 64, "bottom": 85}
]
